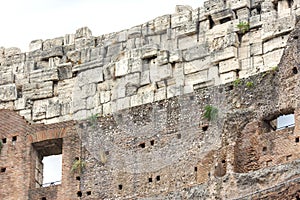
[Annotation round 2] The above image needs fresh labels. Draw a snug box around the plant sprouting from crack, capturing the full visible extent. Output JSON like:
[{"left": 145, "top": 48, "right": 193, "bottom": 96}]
[
  {"left": 246, "top": 81, "right": 254, "bottom": 88},
  {"left": 203, "top": 105, "right": 218, "bottom": 121},
  {"left": 71, "top": 158, "right": 86, "bottom": 173},
  {"left": 237, "top": 21, "right": 250, "bottom": 34},
  {"left": 88, "top": 113, "right": 99, "bottom": 128},
  {"left": 233, "top": 78, "right": 241, "bottom": 87}
]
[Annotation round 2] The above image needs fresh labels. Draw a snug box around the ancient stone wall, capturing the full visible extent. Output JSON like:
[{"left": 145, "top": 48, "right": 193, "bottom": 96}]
[
  {"left": 0, "top": 0, "right": 298, "bottom": 124},
  {"left": 1, "top": 0, "right": 300, "bottom": 199}
]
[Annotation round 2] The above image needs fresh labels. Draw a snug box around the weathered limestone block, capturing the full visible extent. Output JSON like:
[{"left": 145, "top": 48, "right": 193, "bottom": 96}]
[
  {"left": 157, "top": 50, "right": 169, "bottom": 65},
  {"left": 57, "top": 63, "right": 73, "bottom": 80},
  {"left": 19, "top": 109, "right": 31, "bottom": 121},
  {"left": 173, "top": 63, "right": 185, "bottom": 86},
  {"left": 141, "top": 70, "right": 150, "bottom": 86},
  {"left": 75, "top": 38, "right": 95, "bottom": 49},
  {"left": 261, "top": 0, "right": 275, "bottom": 13},
  {"left": 75, "top": 27, "right": 92, "bottom": 39},
  {"left": 154, "top": 87, "right": 166, "bottom": 101},
  {"left": 219, "top": 58, "right": 240, "bottom": 73},
  {"left": 177, "top": 34, "right": 198, "bottom": 49},
  {"left": 208, "top": 66, "right": 220, "bottom": 85},
  {"left": 0, "top": 70, "right": 14, "bottom": 85},
  {"left": 228, "top": 0, "right": 250, "bottom": 10},
  {"left": 220, "top": 71, "right": 237, "bottom": 84},
  {"left": 102, "top": 102, "right": 111, "bottom": 115},
  {"left": 236, "top": 7, "right": 250, "bottom": 20},
  {"left": 250, "top": 42, "right": 263, "bottom": 56},
  {"left": 128, "top": 25, "right": 142, "bottom": 39},
  {"left": 150, "top": 63, "right": 172, "bottom": 82},
  {"left": 172, "top": 12, "right": 192, "bottom": 28},
  {"left": 262, "top": 15, "right": 295, "bottom": 40},
  {"left": 42, "top": 37, "right": 63, "bottom": 51},
  {"left": 184, "top": 70, "right": 208, "bottom": 86},
  {"left": 64, "top": 34, "right": 75, "bottom": 45},
  {"left": 204, "top": 0, "right": 225, "bottom": 14},
  {"left": 106, "top": 42, "right": 123, "bottom": 57},
  {"left": 263, "top": 35, "right": 289, "bottom": 54},
  {"left": 23, "top": 81, "right": 53, "bottom": 100},
  {"left": 76, "top": 67, "right": 103, "bottom": 87},
  {"left": 184, "top": 57, "right": 211, "bottom": 74},
  {"left": 32, "top": 99, "right": 48, "bottom": 121},
  {"left": 211, "top": 8, "right": 234, "bottom": 24},
  {"left": 0, "top": 84, "right": 17, "bottom": 101},
  {"left": 131, "top": 85, "right": 155, "bottom": 106},
  {"left": 4, "top": 47, "right": 21, "bottom": 57},
  {"left": 212, "top": 33, "right": 238, "bottom": 50},
  {"left": 238, "top": 45, "right": 250, "bottom": 60},
  {"left": 72, "top": 59, "right": 103, "bottom": 73},
  {"left": 153, "top": 15, "right": 171, "bottom": 34},
  {"left": 66, "top": 50, "right": 81, "bottom": 64},
  {"left": 86, "top": 93, "right": 100, "bottom": 110},
  {"left": 169, "top": 49, "right": 183, "bottom": 63},
  {"left": 141, "top": 44, "right": 159, "bottom": 59},
  {"left": 262, "top": 48, "right": 284, "bottom": 71},
  {"left": 41, "top": 46, "right": 64, "bottom": 60},
  {"left": 250, "top": 15, "right": 262, "bottom": 28},
  {"left": 100, "top": 90, "right": 111, "bottom": 104},
  {"left": 167, "top": 84, "right": 183, "bottom": 98},
  {"left": 29, "top": 40, "right": 43, "bottom": 51},
  {"left": 130, "top": 58, "right": 143, "bottom": 73},
  {"left": 116, "top": 97, "right": 131, "bottom": 111},
  {"left": 72, "top": 92, "right": 87, "bottom": 113},
  {"left": 212, "top": 46, "right": 237, "bottom": 63},
  {"left": 90, "top": 47, "right": 102, "bottom": 61},
  {"left": 174, "top": 22, "right": 197, "bottom": 37},
  {"left": 183, "top": 44, "right": 209, "bottom": 62},
  {"left": 29, "top": 68, "right": 59, "bottom": 82},
  {"left": 15, "top": 73, "right": 29, "bottom": 86},
  {"left": 117, "top": 30, "right": 128, "bottom": 42},
  {"left": 111, "top": 78, "right": 126, "bottom": 100},
  {"left": 14, "top": 98, "right": 26, "bottom": 110},
  {"left": 115, "top": 59, "right": 129, "bottom": 77},
  {"left": 46, "top": 97, "right": 60, "bottom": 119}
]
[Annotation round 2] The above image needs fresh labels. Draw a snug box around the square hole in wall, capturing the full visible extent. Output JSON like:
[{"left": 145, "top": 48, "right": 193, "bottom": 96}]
[
  {"left": 118, "top": 184, "right": 123, "bottom": 190},
  {"left": 32, "top": 138, "right": 63, "bottom": 188},
  {"left": 1, "top": 167, "right": 6, "bottom": 173},
  {"left": 150, "top": 140, "right": 155, "bottom": 146},
  {"left": 76, "top": 176, "right": 81, "bottom": 181},
  {"left": 139, "top": 143, "right": 145, "bottom": 148},
  {"left": 148, "top": 178, "right": 153, "bottom": 183},
  {"left": 2, "top": 138, "right": 6, "bottom": 144},
  {"left": 41, "top": 197, "right": 46, "bottom": 200},
  {"left": 12, "top": 136, "right": 17, "bottom": 142},
  {"left": 296, "top": 137, "right": 299, "bottom": 143},
  {"left": 86, "top": 191, "right": 92, "bottom": 196},
  {"left": 77, "top": 191, "right": 82, "bottom": 197},
  {"left": 156, "top": 176, "right": 160, "bottom": 181}
]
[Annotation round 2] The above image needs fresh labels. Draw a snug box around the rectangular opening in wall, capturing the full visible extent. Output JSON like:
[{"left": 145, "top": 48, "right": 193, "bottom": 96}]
[
  {"left": 32, "top": 138, "right": 63, "bottom": 188},
  {"left": 265, "top": 112, "right": 295, "bottom": 131},
  {"left": 277, "top": 113, "right": 295, "bottom": 130}
]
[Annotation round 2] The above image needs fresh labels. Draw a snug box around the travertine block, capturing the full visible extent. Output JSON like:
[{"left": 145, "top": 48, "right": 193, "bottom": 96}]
[
  {"left": 29, "top": 40, "right": 43, "bottom": 52},
  {"left": 0, "top": 84, "right": 17, "bottom": 101},
  {"left": 184, "top": 57, "right": 211, "bottom": 74},
  {"left": 263, "top": 35, "right": 289, "bottom": 54},
  {"left": 219, "top": 58, "right": 240, "bottom": 74},
  {"left": 183, "top": 44, "right": 209, "bottom": 61},
  {"left": 262, "top": 48, "right": 284, "bottom": 71},
  {"left": 115, "top": 59, "right": 129, "bottom": 77},
  {"left": 77, "top": 67, "right": 103, "bottom": 86},
  {"left": 23, "top": 81, "right": 53, "bottom": 100},
  {"left": 212, "top": 46, "right": 237, "bottom": 63},
  {"left": 220, "top": 71, "right": 237, "bottom": 84},
  {"left": 184, "top": 70, "right": 208, "bottom": 86}
]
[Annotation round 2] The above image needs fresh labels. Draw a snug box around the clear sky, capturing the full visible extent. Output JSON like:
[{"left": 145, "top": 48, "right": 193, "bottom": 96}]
[{"left": 0, "top": 0, "right": 203, "bottom": 52}]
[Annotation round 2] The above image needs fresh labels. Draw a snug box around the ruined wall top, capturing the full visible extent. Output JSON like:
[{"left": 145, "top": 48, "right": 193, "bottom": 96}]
[{"left": 0, "top": 0, "right": 298, "bottom": 123}]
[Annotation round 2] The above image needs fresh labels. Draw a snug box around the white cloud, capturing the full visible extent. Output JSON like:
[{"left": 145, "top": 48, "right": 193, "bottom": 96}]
[{"left": 0, "top": 0, "right": 203, "bottom": 51}]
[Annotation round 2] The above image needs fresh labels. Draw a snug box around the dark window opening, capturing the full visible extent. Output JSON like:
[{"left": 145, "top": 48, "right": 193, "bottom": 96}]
[
  {"left": 76, "top": 176, "right": 81, "bottom": 181},
  {"left": 1, "top": 167, "right": 6, "bottom": 172},
  {"left": 293, "top": 67, "right": 298, "bottom": 74},
  {"left": 86, "top": 191, "right": 92, "bottom": 196},
  {"left": 75, "top": 157, "right": 79, "bottom": 161},
  {"left": 41, "top": 197, "right": 46, "bottom": 200},
  {"left": 288, "top": 0, "right": 294, "bottom": 8},
  {"left": 202, "top": 125, "right": 209, "bottom": 131},
  {"left": 149, "top": 178, "right": 153, "bottom": 183},
  {"left": 265, "top": 113, "right": 295, "bottom": 131},
  {"left": 32, "top": 138, "right": 63, "bottom": 188},
  {"left": 296, "top": 137, "right": 299, "bottom": 143},
  {"left": 150, "top": 140, "right": 155, "bottom": 146},
  {"left": 262, "top": 146, "right": 267, "bottom": 151},
  {"left": 220, "top": 17, "right": 231, "bottom": 24},
  {"left": 2, "top": 138, "right": 6, "bottom": 144},
  {"left": 221, "top": 160, "right": 226, "bottom": 164},
  {"left": 118, "top": 184, "right": 123, "bottom": 190},
  {"left": 194, "top": 167, "right": 198, "bottom": 172},
  {"left": 294, "top": 35, "right": 299, "bottom": 40},
  {"left": 139, "top": 143, "right": 145, "bottom": 148},
  {"left": 208, "top": 15, "right": 215, "bottom": 29},
  {"left": 12, "top": 136, "right": 17, "bottom": 142},
  {"left": 156, "top": 176, "right": 160, "bottom": 181},
  {"left": 225, "top": 85, "right": 234, "bottom": 91},
  {"left": 177, "top": 134, "right": 181, "bottom": 139},
  {"left": 77, "top": 191, "right": 82, "bottom": 197}
]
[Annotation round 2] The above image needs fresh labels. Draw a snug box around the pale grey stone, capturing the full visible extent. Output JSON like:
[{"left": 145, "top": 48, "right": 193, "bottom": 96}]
[
  {"left": 29, "top": 40, "right": 43, "bottom": 52},
  {"left": 0, "top": 84, "right": 17, "bottom": 101}
]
